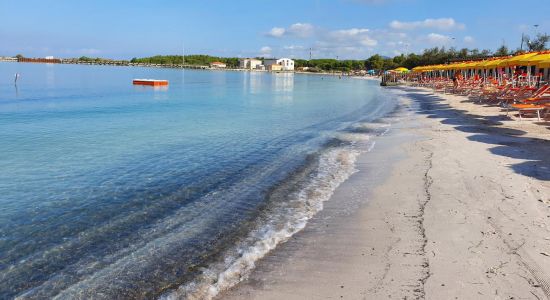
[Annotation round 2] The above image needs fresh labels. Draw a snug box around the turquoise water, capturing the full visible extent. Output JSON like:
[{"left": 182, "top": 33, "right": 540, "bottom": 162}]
[{"left": 0, "top": 62, "right": 395, "bottom": 299}]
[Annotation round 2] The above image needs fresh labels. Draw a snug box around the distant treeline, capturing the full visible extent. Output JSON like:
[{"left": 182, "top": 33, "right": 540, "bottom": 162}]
[
  {"left": 21, "top": 34, "right": 546, "bottom": 72},
  {"left": 127, "top": 49, "right": 513, "bottom": 72},
  {"left": 294, "top": 59, "right": 364, "bottom": 72},
  {"left": 129, "top": 55, "right": 240, "bottom": 67},
  {"left": 123, "top": 45, "right": 547, "bottom": 72},
  {"left": 299, "top": 34, "right": 548, "bottom": 72},
  {"left": 364, "top": 46, "right": 520, "bottom": 71},
  {"left": 292, "top": 46, "right": 529, "bottom": 71}
]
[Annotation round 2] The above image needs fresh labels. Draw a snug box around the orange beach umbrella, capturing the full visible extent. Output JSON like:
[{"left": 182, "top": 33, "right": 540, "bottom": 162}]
[{"left": 501, "top": 52, "right": 539, "bottom": 67}]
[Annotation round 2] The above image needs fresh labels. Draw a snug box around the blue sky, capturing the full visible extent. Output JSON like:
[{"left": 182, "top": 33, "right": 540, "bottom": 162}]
[{"left": 1, "top": 0, "right": 548, "bottom": 59}]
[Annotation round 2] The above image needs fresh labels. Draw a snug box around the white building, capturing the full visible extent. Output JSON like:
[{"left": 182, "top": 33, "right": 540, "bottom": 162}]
[
  {"left": 263, "top": 58, "right": 294, "bottom": 71},
  {"left": 239, "top": 58, "right": 263, "bottom": 70},
  {"left": 0, "top": 56, "right": 17, "bottom": 62},
  {"left": 210, "top": 61, "right": 227, "bottom": 68}
]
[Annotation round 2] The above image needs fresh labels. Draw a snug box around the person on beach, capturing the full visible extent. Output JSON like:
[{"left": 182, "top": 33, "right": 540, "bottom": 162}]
[{"left": 452, "top": 72, "right": 461, "bottom": 90}]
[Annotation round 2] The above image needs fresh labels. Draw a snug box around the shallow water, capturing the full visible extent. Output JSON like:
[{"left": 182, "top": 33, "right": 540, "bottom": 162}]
[{"left": 0, "top": 63, "right": 395, "bottom": 299}]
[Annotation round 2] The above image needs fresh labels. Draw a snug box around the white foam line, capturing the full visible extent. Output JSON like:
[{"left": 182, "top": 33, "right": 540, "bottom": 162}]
[
  {"left": 160, "top": 123, "right": 389, "bottom": 300},
  {"left": 161, "top": 145, "right": 365, "bottom": 300}
]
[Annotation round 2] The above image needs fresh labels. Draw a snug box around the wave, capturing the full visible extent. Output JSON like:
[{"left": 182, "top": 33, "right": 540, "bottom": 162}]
[{"left": 161, "top": 120, "right": 391, "bottom": 299}]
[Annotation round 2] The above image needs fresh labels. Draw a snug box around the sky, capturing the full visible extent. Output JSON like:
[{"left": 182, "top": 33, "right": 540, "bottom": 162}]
[{"left": 1, "top": 0, "right": 548, "bottom": 60}]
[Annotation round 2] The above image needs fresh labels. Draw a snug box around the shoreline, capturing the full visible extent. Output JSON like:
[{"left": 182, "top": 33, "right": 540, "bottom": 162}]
[
  {"left": 219, "top": 87, "right": 550, "bottom": 299},
  {"left": 0, "top": 61, "right": 379, "bottom": 79},
  {"left": 159, "top": 83, "right": 397, "bottom": 300},
  {"left": 0, "top": 63, "right": 387, "bottom": 299}
]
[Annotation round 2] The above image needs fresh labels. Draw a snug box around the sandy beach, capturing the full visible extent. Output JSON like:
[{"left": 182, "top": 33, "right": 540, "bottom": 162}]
[{"left": 219, "top": 87, "right": 550, "bottom": 299}]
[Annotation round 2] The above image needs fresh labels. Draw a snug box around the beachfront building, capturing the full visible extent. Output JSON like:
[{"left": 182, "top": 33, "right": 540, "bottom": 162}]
[
  {"left": 0, "top": 56, "right": 17, "bottom": 62},
  {"left": 264, "top": 58, "right": 294, "bottom": 71},
  {"left": 210, "top": 61, "right": 227, "bottom": 68},
  {"left": 266, "top": 64, "right": 283, "bottom": 72},
  {"left": 239, "top": 58, "right": 262, "bottom": 70}
]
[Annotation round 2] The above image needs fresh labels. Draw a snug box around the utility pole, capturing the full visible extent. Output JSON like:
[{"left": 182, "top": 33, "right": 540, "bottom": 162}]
[{"left": 309, "top": 48, "right": 312, "bottom": 60}]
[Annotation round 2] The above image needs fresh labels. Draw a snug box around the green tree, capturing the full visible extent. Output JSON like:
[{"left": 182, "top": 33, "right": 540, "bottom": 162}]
[
  {"left": 457, "top": 48, "right": 469, "bottom": 59},
  {"left": 469, "top": 48, "right": 480, "bottom": 57},
  {"left": 383, "top": 59, "right": 397, "bottom": 70},
  {"left": 365, "top": 54, "right": 384, "bottom": 70},
  {"left": 495, "top": 45, "right": 509, "bottom": 56},
  {"left": 392, "top": 54, "right": 406, "bottom": 66},
  {"left": 527, "top": 33, "right": 549, "bottom": 51},
  {"left": 480, "top": 49, "right": 492, "bottom": 56}
]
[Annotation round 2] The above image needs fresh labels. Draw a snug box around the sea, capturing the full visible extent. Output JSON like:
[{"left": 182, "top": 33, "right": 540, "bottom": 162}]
[{"left": 0, "top": 62, "right": 396, "bottom": 299}]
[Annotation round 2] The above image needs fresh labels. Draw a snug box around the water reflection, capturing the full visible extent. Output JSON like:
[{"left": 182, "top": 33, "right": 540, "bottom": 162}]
[
  {"left": 272, "top": 72, "right": 294, "bottom": 92},
  {"left": 132, "top": 85, "right": 169, "bottom": 101},
  {"left": 248, "top": 71, "right": 263, "bottom": 94},
  {"left": 272, "top": 73, "right": 294, "bottom": 105},
  {"left": 153, "top": 86, "right": 169, "bottom": 100},
  {"left": 133, "top": 85, "right": 169, "bottom": 92},
  {"left": 46, "top": 63, "right": 56, "bottom": 89}
]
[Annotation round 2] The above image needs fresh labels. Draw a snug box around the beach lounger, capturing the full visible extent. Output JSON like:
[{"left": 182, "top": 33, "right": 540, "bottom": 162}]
[
  {"left": 508, "top": 103, "right": 549, "bottom": 121},
  {"left": 519, "top": 85, "right": 550, "bottom": 104},
  {"left": 497, "top": 86, "right": 539, "bottom": 106}
]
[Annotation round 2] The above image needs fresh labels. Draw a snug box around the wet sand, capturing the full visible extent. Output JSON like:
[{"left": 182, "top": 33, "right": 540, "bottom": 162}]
[{"left": 218, "top": 87, "right": 550, "bottom": 299}]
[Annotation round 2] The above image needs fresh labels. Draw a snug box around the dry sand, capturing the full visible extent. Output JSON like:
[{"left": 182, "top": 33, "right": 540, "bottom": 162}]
[{"left": 219, "top": 87, "right": 550, "bottom": 300}]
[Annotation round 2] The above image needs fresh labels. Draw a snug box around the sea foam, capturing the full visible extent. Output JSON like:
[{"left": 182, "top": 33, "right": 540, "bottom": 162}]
[{"left": 160, "top": 132, "right": 378, "bottom": 300}]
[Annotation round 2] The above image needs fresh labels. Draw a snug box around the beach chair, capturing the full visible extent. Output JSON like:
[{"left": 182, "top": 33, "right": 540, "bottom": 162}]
[
  {"left": 482, "top": 85, "right": 513, "bottom": 104},
  {"left": 508, "top": 103, "right": 547, "bottom": 121},
  {"left": 518, "top": 85, "right": 550, "bottom": 104},
  {"left": 506, "top": 86, "right": 550, "bottom": 120},
  {"left": 497, "top": 86, "right": 539, "bottom": 106}
]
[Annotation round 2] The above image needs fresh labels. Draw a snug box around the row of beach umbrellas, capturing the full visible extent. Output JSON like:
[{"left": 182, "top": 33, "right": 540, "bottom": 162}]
[{"left": 410, "top": 51, "right": 550, "bottom": 72}]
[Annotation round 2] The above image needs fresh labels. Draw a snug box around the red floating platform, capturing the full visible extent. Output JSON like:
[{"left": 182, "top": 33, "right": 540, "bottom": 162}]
[{"left": 132, "top": 79, "right": 169, "bottom": 86}]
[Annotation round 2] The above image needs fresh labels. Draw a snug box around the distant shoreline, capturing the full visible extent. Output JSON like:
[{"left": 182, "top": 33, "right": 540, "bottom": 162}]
[{"left": 1, "top": 60, "right": 380, "bottom": 79}]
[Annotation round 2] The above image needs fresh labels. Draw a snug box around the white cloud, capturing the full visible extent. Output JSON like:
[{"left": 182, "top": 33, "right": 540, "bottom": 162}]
[
  {"left": 266, "top": 23, "right": 314, "bottom": 38},
  {"left": 425, "top": 33, "right": 453, "bottom": 44},
  {"left": 328, "top": 28, "right": 378, "bottom": 47},
  {"left": 261, "top": 19, "right": 470, "bottom": 58},
  {"left": 267, "top": 27, "right": 285, "bottom": 38},
  {"left": 392, "top": 50, "right": 403, "bottom": 56},
  {"left": 288, "top": 23, "right": 314, "bottom": 38},
  {"left": 389, "top": 18, "right": 465, "bottom": 31},
  {"left": 283, "top": 45, "right": 305, "bottom": 50},
  {"left": 463, "top": 36, "right": 475, "bottom": 43},
  {"left": 259, "top": 46, "right": 272, "bottom": 56},
  {"left": 306, "top": 28, "right": 380, "bottom": 59}
]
